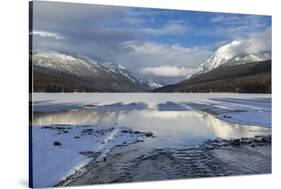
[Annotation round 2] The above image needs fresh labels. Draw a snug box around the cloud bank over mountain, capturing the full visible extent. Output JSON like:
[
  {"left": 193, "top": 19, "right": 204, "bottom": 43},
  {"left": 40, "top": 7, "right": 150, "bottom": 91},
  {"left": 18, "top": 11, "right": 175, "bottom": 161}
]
[
  {"left": 31, "top": 1, "right": 271, "bottom": 84},
  {"left": 214, "top": 28, "right": 271, "bottom": 59}
]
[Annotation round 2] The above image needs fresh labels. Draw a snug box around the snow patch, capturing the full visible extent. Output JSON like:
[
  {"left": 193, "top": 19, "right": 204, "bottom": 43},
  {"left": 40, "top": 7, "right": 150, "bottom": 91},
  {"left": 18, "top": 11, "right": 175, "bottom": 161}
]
[{"left": 31, "top": 125, "right": 150, "bottom": 187}]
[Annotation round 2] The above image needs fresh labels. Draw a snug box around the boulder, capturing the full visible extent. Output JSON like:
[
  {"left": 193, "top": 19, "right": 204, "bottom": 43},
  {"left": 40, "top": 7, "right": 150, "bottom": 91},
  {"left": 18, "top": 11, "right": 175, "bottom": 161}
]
[
  {"left": 53, "top": 141, "right": 62, "bottom": 146},
  {"left": 231, "top": 139, "right": 240, "bottom": 145}
]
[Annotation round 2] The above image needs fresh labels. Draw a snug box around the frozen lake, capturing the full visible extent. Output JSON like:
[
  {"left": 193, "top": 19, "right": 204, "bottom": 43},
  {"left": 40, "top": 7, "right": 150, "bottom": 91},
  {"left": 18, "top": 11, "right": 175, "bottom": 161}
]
[{"left": 30, "top": 93, "right": 272, "bottom": 187}]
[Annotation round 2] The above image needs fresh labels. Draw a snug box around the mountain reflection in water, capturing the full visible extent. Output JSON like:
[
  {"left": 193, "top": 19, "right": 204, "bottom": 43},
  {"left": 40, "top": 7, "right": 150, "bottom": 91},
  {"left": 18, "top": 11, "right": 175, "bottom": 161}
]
[{"left": 33, "top": 108, "right": 270, "bottom": 147}]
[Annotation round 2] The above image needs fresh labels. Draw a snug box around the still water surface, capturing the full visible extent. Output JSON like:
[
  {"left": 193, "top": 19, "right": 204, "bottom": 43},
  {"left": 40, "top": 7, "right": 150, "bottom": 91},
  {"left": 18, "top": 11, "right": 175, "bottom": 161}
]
[{"left": 33, "top": 108, "right": 271, "bottom": 148}]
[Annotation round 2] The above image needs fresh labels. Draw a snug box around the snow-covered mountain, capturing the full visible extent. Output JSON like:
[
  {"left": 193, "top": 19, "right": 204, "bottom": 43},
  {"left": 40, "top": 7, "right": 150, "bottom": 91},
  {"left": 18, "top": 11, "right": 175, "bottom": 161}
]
[
  {"left": 189, "top": 51, "right": 271, "bottom": 78},
  {"left": 142, "top": 79, "right": 163, "bottom": 89},
  {"left": 32, "top": 52, "right": 145, "bottom": 92},
  {"left": 103, "top": 63, "right": 139, "bottom": 84},
  {"left": 102, "top": 63, "right": 164, "bottom": 90}
]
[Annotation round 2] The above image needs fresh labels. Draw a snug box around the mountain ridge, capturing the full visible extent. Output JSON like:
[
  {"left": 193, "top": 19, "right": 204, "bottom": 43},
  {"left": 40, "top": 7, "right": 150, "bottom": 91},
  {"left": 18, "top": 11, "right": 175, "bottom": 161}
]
[{"left": 32, "top": 52, "right": 146, "bottom": 92}]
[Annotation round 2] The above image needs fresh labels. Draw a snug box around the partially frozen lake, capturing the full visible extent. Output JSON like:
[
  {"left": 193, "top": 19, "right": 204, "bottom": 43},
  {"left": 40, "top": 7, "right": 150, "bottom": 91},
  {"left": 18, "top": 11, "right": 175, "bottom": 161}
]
[
  {"left": 33, "top": 106, "right": 270, "bottom": 147},
  {"left": 31, "top": 93, "right": 272, "bottom": 187}
]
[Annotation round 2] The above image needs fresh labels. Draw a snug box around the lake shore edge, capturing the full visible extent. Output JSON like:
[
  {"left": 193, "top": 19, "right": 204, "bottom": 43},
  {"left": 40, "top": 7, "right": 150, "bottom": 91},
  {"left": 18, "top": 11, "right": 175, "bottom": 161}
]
[{"left": 67, "top": 134, "right": 271, "bottom": 186}]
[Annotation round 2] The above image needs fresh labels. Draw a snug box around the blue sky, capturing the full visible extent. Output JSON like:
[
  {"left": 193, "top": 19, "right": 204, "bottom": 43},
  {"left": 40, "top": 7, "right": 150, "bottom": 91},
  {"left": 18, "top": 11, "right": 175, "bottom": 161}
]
[
  {"left": 109, "top": 7, "right": 271, "bottom": 48},
  {"left": 32, "top": 1, "right": 271, "bottom": 83}
]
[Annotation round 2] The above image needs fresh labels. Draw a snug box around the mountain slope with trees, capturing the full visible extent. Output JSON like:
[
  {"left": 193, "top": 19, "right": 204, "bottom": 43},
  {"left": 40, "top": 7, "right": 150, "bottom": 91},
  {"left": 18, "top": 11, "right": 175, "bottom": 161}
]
[{"left": 154, "top": 60, "right": 271, "bottom": 93}]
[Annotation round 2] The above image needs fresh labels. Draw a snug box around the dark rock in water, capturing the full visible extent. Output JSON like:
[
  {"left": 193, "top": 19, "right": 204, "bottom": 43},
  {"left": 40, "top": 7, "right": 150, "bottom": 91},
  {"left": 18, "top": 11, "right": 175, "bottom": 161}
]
[
  {"left": 231, "top": 139, "right": 240, "bottom": 145},
  {"left": 137, "top": 137, "right": 144, "bottom": 142},
  {"left": 240, "top": 138, "right": 252, "bottom": 145},
  {"left": 74, "top": 136, "right": 80, "bottom": 139},
  {"left": 213, "top": 139, "right": 220, "bottom": 143},
  {"left": 134, "top": 131, "right": 141, "bottom": 134},
  {"left": 84, "top": 128, "right": 93, "bottom": 132},
  {"left": 204, "top": 135, "right": 271, "bottom": 150},
  {"left": 42, "top": 126, "right": 53, "bottom": 129},
  {"left": 145, "top": 132, "right": 153, "bottom": 137},
  {"left": 121, "top": 130, "right": 128, "bottom": 133},
  {"left": 223, "top": 115, "right": 232, "bottom": 119},
  {"left": 53, "top": 141, "right": 62, "bottom": 146},
  {"left": 63, "top": 130, "right": 69, "bottom": 134},
  {"left": 103, "top": 157, "right": 107, "bottom": 161},
  {"left": 55, "top": 127, "right": 66, "bottom": 130},
  {"left": 265, "top": 135, "right": 272, "bottom": 143},
  {"left": 254, "top": 136, "right": 266, "bottom": 143}
]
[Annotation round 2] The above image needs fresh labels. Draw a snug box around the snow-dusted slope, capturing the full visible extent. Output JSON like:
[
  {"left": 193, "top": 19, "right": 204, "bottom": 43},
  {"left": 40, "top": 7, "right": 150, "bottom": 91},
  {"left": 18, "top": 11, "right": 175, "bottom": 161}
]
[
  {"left": 191, "top": 52, "right": 271, "bottom": 78},
  {"left": 32, "top": 52, "right": 145, "bottom": 92},
  {"left": 103, "top": 63, "right": 139, "bottom": 84},
  {"left": 101, "top": 63, "right": 164, "bottom": 90},
  {"left": 142, "top": 79, "right": 163, "bottom": 89},
  {"left": 189, "top": 40, "right": 271, "bottom": 78},
  {"left": 33, "top": 52, "right": 103, "bottom": 77}
]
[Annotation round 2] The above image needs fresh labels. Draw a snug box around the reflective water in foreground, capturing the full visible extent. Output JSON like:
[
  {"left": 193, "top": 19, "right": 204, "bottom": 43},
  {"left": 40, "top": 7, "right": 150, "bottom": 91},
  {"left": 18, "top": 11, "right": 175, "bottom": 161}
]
[{"left": 33, "top": 108, "right": 271, "bottom": 148}]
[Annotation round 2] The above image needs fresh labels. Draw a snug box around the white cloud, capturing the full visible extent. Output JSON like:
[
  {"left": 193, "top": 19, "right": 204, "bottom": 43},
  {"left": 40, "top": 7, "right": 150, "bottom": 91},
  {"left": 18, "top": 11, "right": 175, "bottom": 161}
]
[
  {"left": 142, "top": 22, "right": 187, "bottom": 36},
  {"left": 32, "top": 31, "right": 64, "bottom": 40},
  {"left": 117, "top": 41, "right": 212, "bottom": 78},
  {"left": 215, "top": 40, "right": 243, "bottom": 59},
  {"left": 211, "top": 15, "right": 242, "bottom": 24},
  {"left": 123, "top": 17, "right": 145, "bottom": 25},
  {"left": 215, "top": 27, "right": 271, "bottom": 59},
  {"left": 141, "top": 66, "right": 193, "bottom": 77}
]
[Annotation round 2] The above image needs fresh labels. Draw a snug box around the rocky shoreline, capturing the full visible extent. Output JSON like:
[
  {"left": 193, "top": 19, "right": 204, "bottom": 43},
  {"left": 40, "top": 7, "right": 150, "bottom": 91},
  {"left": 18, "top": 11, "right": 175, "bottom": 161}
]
[
  {"left": 55, "top": 129, "right": 155, "bottom": 187},
  {"left": 69, "top": 135, "right": 271, "bottom": 186},
  {"left": 202, "top": 135, "right": 272, "bottom": 149}
]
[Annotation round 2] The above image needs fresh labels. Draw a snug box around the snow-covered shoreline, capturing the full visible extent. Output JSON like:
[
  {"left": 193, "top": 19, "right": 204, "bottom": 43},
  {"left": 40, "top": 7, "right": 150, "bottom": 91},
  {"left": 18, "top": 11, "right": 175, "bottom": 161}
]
[{"left": 31, "top": 124, "right": 153, "bottom": 187}]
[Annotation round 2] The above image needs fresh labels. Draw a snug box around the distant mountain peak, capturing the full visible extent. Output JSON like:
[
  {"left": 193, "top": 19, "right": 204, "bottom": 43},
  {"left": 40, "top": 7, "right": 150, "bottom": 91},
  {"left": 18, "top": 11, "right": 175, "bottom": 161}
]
[
  {"left": 189, "top": 51, "right": 271, "bottom": 78},
  {"left": 141, "top": 79, "right": 163, "bottom": 89},
  {"left": 103, "top": 62, "right": 139, "bottom": 84}
]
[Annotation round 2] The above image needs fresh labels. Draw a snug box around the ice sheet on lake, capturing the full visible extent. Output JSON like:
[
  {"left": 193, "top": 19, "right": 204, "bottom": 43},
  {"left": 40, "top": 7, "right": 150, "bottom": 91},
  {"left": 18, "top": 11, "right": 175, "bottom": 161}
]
[
  {"left": 186, "top": 97, "right": 271, "bottom": 127},
  {"left": 157, "top": 102, "right": 192, "bottom": 111},
  {"left": 32, "top": 102, "right": 83, "bottom": 112},
  {"left": 217, "top": 111, "right": 271, "bottom": 127},
  {"left": 32, "top": 93, "right": 272, "bottom": 127},
  {"left": 86, "top": 102, "right": 148, "bottom": 112}
]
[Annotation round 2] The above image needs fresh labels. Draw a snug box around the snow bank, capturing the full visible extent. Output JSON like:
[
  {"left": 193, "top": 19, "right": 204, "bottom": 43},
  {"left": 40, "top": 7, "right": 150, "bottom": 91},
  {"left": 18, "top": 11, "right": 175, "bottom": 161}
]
[{"left": 31, "top": 125, "right": 150, "bottom": 187}]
